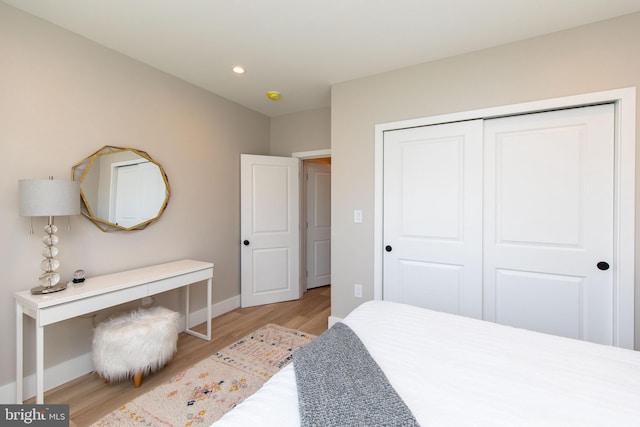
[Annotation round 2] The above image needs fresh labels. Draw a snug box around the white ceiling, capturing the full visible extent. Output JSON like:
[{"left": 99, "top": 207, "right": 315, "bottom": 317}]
[{"left": 5, "top": 0, "right": 640, "bottom": 117}]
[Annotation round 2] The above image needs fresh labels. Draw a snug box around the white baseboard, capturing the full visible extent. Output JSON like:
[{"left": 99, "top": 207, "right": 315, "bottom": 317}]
[
  {"left": 328, "top": 315, "right": 343, "bottom": 328},
  {"left": 0, "top": 352, "right": 95, "bottom": 405},
  {"left": 0, "top": 295, "right": 241, "bottom": 404},
  {"left": 185, "top": 294, "right": 241, "bottom": 328}
]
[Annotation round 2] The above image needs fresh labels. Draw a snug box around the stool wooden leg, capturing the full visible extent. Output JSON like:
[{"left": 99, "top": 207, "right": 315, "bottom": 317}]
[{"left": 133, "top": 372, "right": 143, "bottom": 388}]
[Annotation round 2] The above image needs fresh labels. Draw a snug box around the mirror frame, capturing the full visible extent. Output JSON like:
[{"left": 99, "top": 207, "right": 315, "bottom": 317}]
[{"left": 72, "top": 145, "right": 171, "bottom": 232}]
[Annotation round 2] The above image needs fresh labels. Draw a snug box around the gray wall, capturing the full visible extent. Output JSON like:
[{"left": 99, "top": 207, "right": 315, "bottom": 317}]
[
  {"left": 330, "top": 12, "right": 640, "bottom": 348},
  {"left": 270, "top": 107, "right": 331, "bottom": 156}
]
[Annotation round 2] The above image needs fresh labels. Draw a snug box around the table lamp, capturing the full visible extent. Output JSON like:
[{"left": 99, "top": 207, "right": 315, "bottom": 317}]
[{"left": 19, "top": 177, "right": 80, "bottom": 294}]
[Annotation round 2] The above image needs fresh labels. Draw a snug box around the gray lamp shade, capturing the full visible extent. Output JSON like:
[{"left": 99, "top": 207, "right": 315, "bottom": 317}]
[{"left": 19, "top": 179, "right": 80, "bottom": 217}]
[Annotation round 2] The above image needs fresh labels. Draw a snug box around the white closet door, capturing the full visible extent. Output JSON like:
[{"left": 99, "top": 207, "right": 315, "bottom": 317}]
[
  {"left": 483, "top": 104, "right": 615, "bottom": 344},
  {"left": 383, "top": 120, "right": 483, "bottom": 318}
]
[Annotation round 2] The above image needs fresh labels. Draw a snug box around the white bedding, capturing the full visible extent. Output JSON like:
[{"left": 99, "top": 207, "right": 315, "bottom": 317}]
[{"left": 213, "top": 300, "right": 640, "bottom": 426}]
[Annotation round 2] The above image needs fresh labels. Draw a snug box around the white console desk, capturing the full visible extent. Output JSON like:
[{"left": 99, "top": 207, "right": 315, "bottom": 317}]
[{"left": 15, "top": 259, "right": 214, "bottom": 404}]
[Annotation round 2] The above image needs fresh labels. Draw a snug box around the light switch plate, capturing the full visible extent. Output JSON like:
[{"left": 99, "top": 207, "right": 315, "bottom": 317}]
[
  {"left": 354, "top": 210, "right": 363, "bottom": 223},
  {"left": 354, "top": 284, "right": 363, "bottom": 298}
]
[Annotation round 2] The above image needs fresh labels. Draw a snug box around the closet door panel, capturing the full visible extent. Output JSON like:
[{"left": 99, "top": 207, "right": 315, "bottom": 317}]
[
  {"left": 397, "top": 260, "right": 463, "bottom": 314},
  {"left": 383, "top": 120, "right": 483, "bottom": 318},
  {"left": 497, "top": 128, "right": 582, "bottom": 246},
  {"left": 495, "top": 269, "right": 585, "bottom": 340},
  {"left": 484, "top": 104, "right": 615, "bottom": 345},
  {"left": 399, "top": 138, "right": 461, "bottom": 239}
]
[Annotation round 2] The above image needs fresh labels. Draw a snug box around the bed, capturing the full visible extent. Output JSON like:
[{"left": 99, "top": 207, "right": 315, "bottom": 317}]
[{"left": 213, "top": 300, "right": 640, "bottom": 426}]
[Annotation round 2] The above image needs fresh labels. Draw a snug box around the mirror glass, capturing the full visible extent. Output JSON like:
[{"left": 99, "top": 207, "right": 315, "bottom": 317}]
[{"left": 72, "top": 146, "right": 170, "bottom": 232}]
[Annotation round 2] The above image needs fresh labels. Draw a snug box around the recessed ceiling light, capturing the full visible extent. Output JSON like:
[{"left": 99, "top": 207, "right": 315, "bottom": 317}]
[{"left": 232, "top": 66, "right": 246, "bottom": 74}]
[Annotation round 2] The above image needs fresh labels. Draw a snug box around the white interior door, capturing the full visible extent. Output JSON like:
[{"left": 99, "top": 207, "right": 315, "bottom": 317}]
[
  {"left": 383, "top": 120, "right": 484, "bottom": 318},
  {"left": 241, "top": 154, "right": 300, "bottom": 307},
  {"left": 305, "top": 161, "right": 331, "bottom": 289},
  {"left": 483, "top": 104, "right": 615, "bottom": 344},
  {"left": 112, "top": 164, "right": 137, "bottom": 225},
  {"left": 113, "top": 161, "right": 164, "bottom": 227}
]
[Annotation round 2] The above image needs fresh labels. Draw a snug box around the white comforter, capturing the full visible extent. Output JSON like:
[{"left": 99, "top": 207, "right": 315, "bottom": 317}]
[{"left": 213, "top": 300, "right": 640, "bottom": 426}]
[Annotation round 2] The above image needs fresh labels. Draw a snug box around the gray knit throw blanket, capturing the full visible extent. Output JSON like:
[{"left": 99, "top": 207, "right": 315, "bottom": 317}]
[{"left": 293, "top": 322, "right": 419, "bottom": 427}]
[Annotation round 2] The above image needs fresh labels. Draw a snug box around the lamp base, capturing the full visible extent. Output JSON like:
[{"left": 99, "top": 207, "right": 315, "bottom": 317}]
[{"left": 31, "top": 282, "right": 67, "bottom": 295}]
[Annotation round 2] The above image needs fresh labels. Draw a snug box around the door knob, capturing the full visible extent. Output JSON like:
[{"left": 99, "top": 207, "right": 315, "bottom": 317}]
[
  {"left": 597, "top": 261, "right": 610, "bottom": 271},
  {"left": 385, "top": 245, "right": 392, "bottom": 252},
  {"left": 243, "top": 240, "right": 250, "bottom": 246}
]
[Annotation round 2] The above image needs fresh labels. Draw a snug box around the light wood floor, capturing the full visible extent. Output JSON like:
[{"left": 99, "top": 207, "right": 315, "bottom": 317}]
[{"left": 33, "top": 285, "right": 331, "bottom": 427}]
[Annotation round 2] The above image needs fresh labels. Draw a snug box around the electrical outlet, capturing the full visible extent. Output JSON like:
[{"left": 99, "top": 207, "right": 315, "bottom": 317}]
[
  {"left": 354, "top": 284, "right": 362, "bottom": 298},
  {"left": 141, "top": 296, "right": 154, "bottom": 306}
]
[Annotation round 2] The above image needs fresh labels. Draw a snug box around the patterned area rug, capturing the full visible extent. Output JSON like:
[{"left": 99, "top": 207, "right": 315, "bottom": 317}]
[{"left": 91, "top": 324, "right": 316, "bottom": 426}]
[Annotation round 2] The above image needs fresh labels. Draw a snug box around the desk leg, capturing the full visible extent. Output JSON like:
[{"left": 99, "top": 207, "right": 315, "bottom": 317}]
[
  {"left": 205, "top": 277, "right": 211, "bottom": 340},
  {"left": 36, "top": 324, "right": 44, "bottom": 404},
  {"left": 184, "top": 279, "right": 212, "bottom": 341},
  {"left": 15, "top": 303, "right": 44, "bottom": 403},
  {"left": 15, "top": 301, "right": 23, "bottom": 404}
]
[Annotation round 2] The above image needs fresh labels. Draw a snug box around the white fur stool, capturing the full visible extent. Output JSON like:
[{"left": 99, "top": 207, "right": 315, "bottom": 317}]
[{"left": 92, "top": 306, "right": 180, "bottom": 387}]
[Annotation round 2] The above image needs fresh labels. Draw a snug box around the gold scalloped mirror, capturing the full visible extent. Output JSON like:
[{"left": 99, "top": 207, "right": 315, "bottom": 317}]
[{"left": 72, "top": 146, "right": 170, "bottom": 232}]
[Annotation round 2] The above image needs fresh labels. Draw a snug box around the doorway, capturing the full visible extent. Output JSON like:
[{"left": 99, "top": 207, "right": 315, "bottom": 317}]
[
  {"left": 302, "top": 157, "right": 332, "bottom": 290},
  {"left": 294, "top": 150, "right": 332, "bottom": 292}
]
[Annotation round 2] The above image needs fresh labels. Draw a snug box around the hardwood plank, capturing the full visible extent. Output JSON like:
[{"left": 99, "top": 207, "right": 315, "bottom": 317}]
[{"left": 31, "top": 286, "right": 330, "bottom": 426}]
